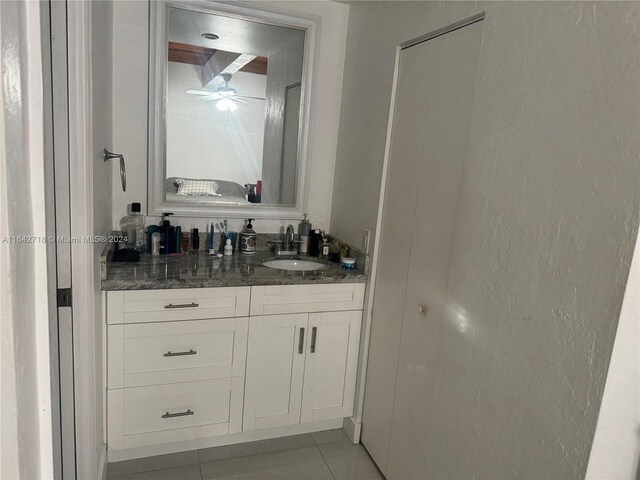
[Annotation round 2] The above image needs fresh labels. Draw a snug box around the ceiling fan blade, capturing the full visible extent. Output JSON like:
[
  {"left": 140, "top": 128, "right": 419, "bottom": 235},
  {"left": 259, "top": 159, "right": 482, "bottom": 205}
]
[
  {"left": 186, "top": 89, "right": 214, "bottom": 96},
  {"left": 235, "top": 95, "right": 266, "bottom": 101},
  {"left": 201, "top": 93, "right": 223, "bottom": 100}
]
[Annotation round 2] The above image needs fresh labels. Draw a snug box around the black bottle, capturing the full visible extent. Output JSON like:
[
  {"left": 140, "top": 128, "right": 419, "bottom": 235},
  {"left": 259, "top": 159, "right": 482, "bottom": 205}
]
[
  {"left": 158, "top": 213, "right": 175, "bottom": 254},
  {"left": 191, "top": 228, "right": 200, "bottom": 251},
  {"left": 308, "top": 229, "right": 322, "bottom": 256}
]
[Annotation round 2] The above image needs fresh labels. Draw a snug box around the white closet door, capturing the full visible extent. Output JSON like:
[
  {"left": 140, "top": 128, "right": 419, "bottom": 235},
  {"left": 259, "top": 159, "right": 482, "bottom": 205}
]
[
  {"left": 363, "top": 19, "right": 484, "bottom": 478},
  {"left": 243, "top": 314, "right": 308, "bottom": 431},
  {"left": 301, "top": 311, "right": 362, "bottom": 423},
  {"left": 360, "top": 25, "right": 434, "bottom": 474},
  {"left": 389, "top": 21, "right": 485, "bottom": 480}
]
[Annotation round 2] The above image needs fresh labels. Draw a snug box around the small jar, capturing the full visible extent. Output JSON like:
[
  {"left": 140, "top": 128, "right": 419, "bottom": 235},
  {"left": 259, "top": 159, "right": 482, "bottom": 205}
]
[{"left": 341, "top": 257, "right": 356, "bottom": 270}]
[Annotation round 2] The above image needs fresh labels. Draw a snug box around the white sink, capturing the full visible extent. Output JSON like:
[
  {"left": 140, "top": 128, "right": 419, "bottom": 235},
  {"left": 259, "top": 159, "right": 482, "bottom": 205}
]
[{"left": 263, "top": 259, "right": 329, "bottom": 272}]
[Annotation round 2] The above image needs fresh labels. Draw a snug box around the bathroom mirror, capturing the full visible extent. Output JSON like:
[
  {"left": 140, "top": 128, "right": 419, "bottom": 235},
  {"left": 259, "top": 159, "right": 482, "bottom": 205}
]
[{"left": 148, "top": 1, "right": 317, "bottom": 218}]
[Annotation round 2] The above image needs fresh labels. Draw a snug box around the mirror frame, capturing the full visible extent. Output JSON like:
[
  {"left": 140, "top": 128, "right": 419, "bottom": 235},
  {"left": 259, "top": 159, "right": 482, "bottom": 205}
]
[{"left": 148, "top": 0, "right": 319, "bottom": 219}]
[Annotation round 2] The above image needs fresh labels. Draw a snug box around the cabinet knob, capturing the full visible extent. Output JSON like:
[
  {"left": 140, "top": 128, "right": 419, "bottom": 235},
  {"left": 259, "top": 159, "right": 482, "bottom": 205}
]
[{"left": 418, "top": 304, "right": 427, "bottom": 316}]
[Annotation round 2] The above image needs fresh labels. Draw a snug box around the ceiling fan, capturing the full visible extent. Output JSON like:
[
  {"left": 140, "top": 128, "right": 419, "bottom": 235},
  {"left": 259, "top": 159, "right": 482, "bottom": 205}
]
[{"left": 186, "top": 73, "right": 266, "bottom": 112}]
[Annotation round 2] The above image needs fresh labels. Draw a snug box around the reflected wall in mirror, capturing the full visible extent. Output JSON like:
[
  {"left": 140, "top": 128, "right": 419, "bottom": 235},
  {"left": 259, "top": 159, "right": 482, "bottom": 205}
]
[{"left": 163, "top": 5, "right": 306, "bottom": 208}]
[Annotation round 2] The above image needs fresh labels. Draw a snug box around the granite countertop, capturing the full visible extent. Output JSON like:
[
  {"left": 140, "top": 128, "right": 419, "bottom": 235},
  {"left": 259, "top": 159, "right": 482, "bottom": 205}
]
[{"left": 102, "top": 251, "right": 366, "bottom": 290}]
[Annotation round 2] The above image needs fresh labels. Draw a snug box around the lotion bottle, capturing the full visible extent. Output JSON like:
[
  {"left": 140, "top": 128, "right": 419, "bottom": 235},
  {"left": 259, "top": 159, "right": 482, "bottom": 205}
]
[{"left": 224, "top": 238, "right": 233, "bottom": 256}]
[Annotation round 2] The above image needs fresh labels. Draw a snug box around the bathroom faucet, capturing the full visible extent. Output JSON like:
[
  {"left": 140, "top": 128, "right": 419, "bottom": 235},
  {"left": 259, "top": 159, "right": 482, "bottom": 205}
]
[
  {"left": 269, "top": 225, "right": 302, "bottom": 255},
  {"left": 273, "top": 225, "right": 300, "bottom": 255},
  {"left": 286, "top": 225, "right": 295, "bottom": 247}
]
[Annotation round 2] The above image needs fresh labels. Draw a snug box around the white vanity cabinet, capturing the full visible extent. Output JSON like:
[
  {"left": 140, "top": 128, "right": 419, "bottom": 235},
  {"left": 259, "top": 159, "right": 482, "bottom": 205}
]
[
  {"left": 243, "top": 311, "right": 362, "bottom": 431},
  {"left": 106, "top": 287, "right": 250, "bottom": 450},
  {"left": 105, "top": 283, "right": 364, "bottom": 457},
  {"left": 243, "top": 284, "right": 364, "bottom": 430}
]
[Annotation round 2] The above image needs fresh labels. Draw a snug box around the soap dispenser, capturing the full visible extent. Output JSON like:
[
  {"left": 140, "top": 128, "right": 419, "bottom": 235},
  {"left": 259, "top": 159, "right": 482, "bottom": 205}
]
[
  {"left": 298, "top": 214, "right": 311, "bottom": 254},
  {"left": 240, "top": 219, "right": 257, "bottom": 255}
]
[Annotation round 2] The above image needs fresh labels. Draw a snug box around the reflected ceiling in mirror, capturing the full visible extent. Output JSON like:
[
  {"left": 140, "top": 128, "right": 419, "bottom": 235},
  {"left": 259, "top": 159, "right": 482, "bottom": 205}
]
[{"left": 165, "top": 6, "right": 306, "bottom": 207}]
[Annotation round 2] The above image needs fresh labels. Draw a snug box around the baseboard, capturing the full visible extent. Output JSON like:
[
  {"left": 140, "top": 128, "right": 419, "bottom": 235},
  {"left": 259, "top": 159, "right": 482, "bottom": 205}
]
[
  {"left": 342, "top": 416, "right": 361, "bottom": 443},
  {"left": 108, "top": 417, "right": 343, "bottom": 463},
  {"left": 98, "top": 444, "right": 107, "bottom": 480}
]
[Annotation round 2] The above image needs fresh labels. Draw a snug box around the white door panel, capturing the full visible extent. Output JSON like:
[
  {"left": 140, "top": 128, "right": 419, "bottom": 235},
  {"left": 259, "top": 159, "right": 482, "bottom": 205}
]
[
  {"left": 363, "top": 18, "right": 484, "bottom": 478},
  {"left": 302, "top": 311, "right": 362, "bottom": 423},
  {"left": 243, "top": 314, "right": 308, "bottom": 431}
]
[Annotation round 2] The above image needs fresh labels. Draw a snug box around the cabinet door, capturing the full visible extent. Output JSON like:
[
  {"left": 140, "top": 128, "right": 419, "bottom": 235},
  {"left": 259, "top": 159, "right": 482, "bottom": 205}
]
[
  {"left": 243, "top": 314, "right": 308, "bottom": 431},
  {"left": 301, "top": 311, "right": 362, "bottom": 423}
]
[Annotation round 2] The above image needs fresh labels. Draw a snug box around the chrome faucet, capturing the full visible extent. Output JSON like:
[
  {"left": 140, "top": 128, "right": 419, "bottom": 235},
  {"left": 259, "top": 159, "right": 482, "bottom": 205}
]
[
  {"left": 286, "top": 225, "right": 295, "bottom": 248},
  {"left": 270, "top": 225, "right": 302, "bottom": 256}
]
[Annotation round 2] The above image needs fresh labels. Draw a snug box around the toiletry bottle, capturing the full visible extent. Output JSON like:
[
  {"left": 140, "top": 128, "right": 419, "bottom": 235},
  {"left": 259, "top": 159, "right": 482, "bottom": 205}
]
[
  {"left": 120, "top": 202, "right": 146, "bottom": 251},
  {"left": 181, "top": 232, "right": 190, "bottom": 253},
  {"left": 298, "top": 214, "right": 311, "bottom": 254},
  {"left": 255, "top": 181, "right": 262, "bottom": 203},
  {"left": 224, "top": 238, "right": 233, "bottom": 256},
  {"left": 191, "top": 228, "right": 199, "bottom": 252},
  {"left": 158, "top": 213, "right": 175, "bottom": 255},
  {"left": 240, "top": 219, "right": 257, "bottom": 255},
  {"left": 308, "top": 229, "right": 321, "bottom": 256},
  {"left": 247, "top": 185, "right": 258, "bottom": 203},
  {"left": 151, "top": 232, "right": 161, "bottom": 256},
  {"left": 320, "top": 232, "right": 330, "bottom": 258},
  {"left": 147, "top": 225, "right": 158, "bottom": 253},
  {"left": 175, "top": 226, "right": 182, "bottom": 253},
  {"left": 208, "top": 223, "right": 216, "bottom": 255}
]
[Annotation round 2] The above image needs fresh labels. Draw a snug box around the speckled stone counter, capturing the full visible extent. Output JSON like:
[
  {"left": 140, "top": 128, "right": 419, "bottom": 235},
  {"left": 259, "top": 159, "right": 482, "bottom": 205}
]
[{"left": 102, "top": 252, "right": 366, "bottom": 290}]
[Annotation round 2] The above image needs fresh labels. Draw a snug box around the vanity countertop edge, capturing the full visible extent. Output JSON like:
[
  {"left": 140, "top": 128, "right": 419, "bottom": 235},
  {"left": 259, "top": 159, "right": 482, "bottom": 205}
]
[{"left": 102, "top": 252, "right": 367, "bottom": 291}]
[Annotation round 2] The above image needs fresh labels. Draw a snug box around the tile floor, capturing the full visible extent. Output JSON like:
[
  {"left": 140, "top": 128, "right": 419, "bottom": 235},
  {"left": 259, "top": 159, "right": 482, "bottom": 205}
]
[{"left": 107, "top": 429, "right": 384, "bottom": 480}]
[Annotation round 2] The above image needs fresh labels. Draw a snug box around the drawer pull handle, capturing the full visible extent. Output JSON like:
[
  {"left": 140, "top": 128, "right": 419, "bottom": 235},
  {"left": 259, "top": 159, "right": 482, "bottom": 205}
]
[
  {"left": 310, "top": 326, "right": 318, "bottom": 353},
  {"left": 163, "top": 349, "right": 197, "bottom": 357},
  {"left": 298, "top": 327, "right": 305, "bottom": 354},
  {"left": 161, "top": 409, "right": 194, "bottom": 419},
  {"left": 164, "top": 302, "right": 199, "bottom": 309}
]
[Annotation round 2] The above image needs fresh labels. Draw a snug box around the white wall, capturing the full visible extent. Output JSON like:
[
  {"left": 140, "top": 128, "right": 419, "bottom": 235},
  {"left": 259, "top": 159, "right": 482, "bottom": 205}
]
[
  {"left": 167, "top": 66, "right": 266, "bottom": 186},
  {"left": 586, "top": 235, "right": 640, "bottom": 479},
  {"left": 332, "top": 2, "right": 639, "bottom": 478},
  {"left": 112, "top": 0, "right": 349, "bottom": 233}
]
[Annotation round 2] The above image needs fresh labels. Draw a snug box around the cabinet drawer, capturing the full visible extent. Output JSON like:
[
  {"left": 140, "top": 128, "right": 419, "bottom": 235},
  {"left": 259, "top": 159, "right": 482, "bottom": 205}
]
[
  {"left": 108, "top": 318, "right": 248, "bottom": 388},
  {"left": 250, "top": 284, "right": 365, "bottom": 316},
  {"left": 106, "top": 287, "right": 250, "bottom": 324},
  {"left": 107, "top": 378, "right": 244, "bottom": 450}
]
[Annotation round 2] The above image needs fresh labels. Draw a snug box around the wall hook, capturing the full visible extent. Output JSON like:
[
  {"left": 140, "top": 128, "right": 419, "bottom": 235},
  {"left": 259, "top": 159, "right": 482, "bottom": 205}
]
[{"left": 103, "top": 148, "right": 126, "bottom": 192}]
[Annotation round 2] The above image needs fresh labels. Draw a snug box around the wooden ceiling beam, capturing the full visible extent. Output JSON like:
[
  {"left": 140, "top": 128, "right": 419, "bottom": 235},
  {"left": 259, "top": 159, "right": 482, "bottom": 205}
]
[
  {"left": 168, "top": 41, "right": 215, "bottom": 66},
  {"left": 239, "top": 56, "right": 268, "bottom": 75},
  {"left": 168, "top": 43, "right": 268, "bottom": 76}
]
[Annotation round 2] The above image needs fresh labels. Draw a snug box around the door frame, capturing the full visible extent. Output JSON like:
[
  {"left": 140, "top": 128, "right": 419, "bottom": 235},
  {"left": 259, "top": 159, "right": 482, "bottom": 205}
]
[{"left": 56, "top": 1, "right": 107, "bottom": 478}]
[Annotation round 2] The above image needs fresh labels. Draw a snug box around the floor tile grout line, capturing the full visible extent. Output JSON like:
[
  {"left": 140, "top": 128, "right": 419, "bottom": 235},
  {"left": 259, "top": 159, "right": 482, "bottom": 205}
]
[
  {"left": 314, "top": 443, "right": 336, "bottom": 480},
  {"left": 197, "top": 442, "right": 320, "bottom": 467},
  {"left": 109, "top": 433, "right": 354, "bottom": 479},
  {"left": 197, "top": 449, "right": 204, "bottom": 480},
  {"left": 360, "top": 442, "right": 386, "bottom": 480}
]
